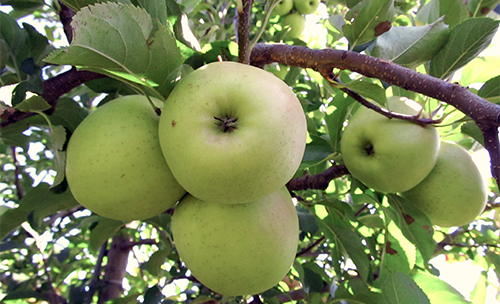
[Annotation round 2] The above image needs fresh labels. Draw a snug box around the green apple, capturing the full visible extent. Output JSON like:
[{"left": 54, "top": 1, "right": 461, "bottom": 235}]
[
  {"left": 293, "top": 0, "right": 320, "bottom": 15},
  {"left": 272, "top": 0, "right": 293, "bottom": 16},
  {"left": 401, "top": 141, "right": 487, "bottom": 227},
  {"left": 158, "top": 61, "right": 307, "bottom": 204},
  {"left": 65, "top": 95, "right": 186, "bottom": 221},
  {"left": 281, "top": 13, "right": 306, "bottom": 39},
  {"left": 341, "top": 96, "right": 440, "bottom": 193},
  {"left": 171, "top": 187, "right": 299, "bottom": 296}
]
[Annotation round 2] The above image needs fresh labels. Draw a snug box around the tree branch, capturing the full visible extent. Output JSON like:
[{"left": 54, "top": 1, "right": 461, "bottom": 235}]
[
  {"left": 236, "top": 0, "right": 253, "bottom": 64},
  {"left": 287, "top": 165, "right": 349, "bottom": 191},
  {"left": 0, "top": 68, "right": 104, "bottom": 128},
  {"left": 251, "top": 43, "right": 500, "bottom": 187}
]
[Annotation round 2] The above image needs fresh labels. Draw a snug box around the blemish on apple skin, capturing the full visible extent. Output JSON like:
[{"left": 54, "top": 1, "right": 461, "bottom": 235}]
[{"left": 172, "top": 120, "right": 177, "bottom": 127}]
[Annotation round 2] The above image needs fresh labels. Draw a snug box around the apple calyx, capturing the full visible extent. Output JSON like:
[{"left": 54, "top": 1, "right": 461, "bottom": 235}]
[
  {"left": 214, "top": 116, "right": 238, "bottom": 132},
  {"left": 364, "top": 142, "right": 375, "bottom": 156}
]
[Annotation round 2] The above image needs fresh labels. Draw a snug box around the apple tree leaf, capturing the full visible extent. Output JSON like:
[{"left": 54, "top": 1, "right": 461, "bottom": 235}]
[
  {"left": 429, "top": 17, "right": 500, "bottom": 79},
  {"left": 371, "top": 17, "right": 450, "bottom": 69},
  {"left": 88, "top": 217, "right": 125, "bottom": 251},
  {"left": 13, "top": 95, "right": 51, "bottom": 112},
  {"left": 59, "top": 0, "right": 132, "bottom": 11},
  {"left": 468, "top": 0, "right": 500, "bottom": 17},
  {"left": 478, "top": 75, "right": 500, "bottom": 104},
  {"left": 380, "top": 271, "right": 430, "bottom": 304},
  {"left": 45, "top": 2, "right": 184, "bottom": 99},
  {"left": 0, "top": 183, "right": 79, "bottom": 240},
  {"left": 379, "top": 217, "right": 416, "bottom": 278},
  {"left": 416, "top": 0, "right": 469, "bottom": 28},
  {"left": 461, "top": 122, "right": 484, "bottom": 146},
  {"left": 387, "top": 195, "right": 436, "bottom": 264},
  {"left": 144, "top": 248, "right": 171, "bottom": 277},
  {"left": 461, "top": 56, "right": 500, "bottom": 86},
  {"left": 342, "top": 0, "right": 394, "bottom": 48},
  {"left": 324, "top": 93, "right": 355, "bottom": 152},
  {"left": 343, "top": 79, "right": 387, "bottom": 105},
  {"left": 318, "top": 218, "right": 370, "bottom": 281},
  {"left": 412, "top": 271, "right": 472, "bottom": 304}
]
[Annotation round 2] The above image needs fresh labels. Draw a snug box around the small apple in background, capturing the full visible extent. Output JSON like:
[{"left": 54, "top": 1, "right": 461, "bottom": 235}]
[
  {"left": 171, "top": 187, "right": 299, "bottom": 296},
  {"left": 401, "top": 141, "right": 487, "bottom": 227},
  {"left": 281, "top": 13, "right": 306, "bottom": 39},
  {"left": 158, "top": 61, "right": 307, "bottom": 204},
  {"left": 293, "top": 0, "right": 320, "bottom": 15},
  {"left": 340, "top": 96, "right": 440, "bottom": 193},
  {"left": 65, "top": 95, "right": 186, "bottom": 221},
  {"left": 271, "top": 0, "right": 294, "bottom": 16}
]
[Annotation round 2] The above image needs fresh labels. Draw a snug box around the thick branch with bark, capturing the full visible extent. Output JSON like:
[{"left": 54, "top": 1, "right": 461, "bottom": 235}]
[{"left": 250, "top": 43, "right": 500, "bottom": 186}]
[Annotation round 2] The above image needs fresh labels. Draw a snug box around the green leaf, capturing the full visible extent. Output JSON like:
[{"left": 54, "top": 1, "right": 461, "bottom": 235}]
[
  {"left": 144, "top": 249, "right": 170, "bottom": 277},
  {"left": 45, "top": 2, "right": 184, "bottom": 99},
  {"left": 416, "top": 0, "right": 469, "bottom": 28},
  {"left": 88, "top": 217, "right": 125, "bottom": 251},
  {"left": 343, "top": 80, "right": 387, "bottom": 104},
  {"left": 325, "top": 93, "right": 355, "bottom": 152},
  {"left": 468, "top": 0, "right": 500, "bottom": 17},
  {"left": 342, "top": 0, "right": 394, "bottom": 48},
  {"left": 470, "top": 271, "right": 488, "bottom": 304},
  {"left": 48, "top": 97, "right": 89, "bottom": 132},
  {"left": 371, "top": 18, "right": 450, "bottom": 69},
  {"left": 412, "top": 271, "right": 472, "bottom": 304},
  {"left": 380, "top": 220, "right": 416, "bottom": 277},
  {"left": 380, "top": 271, "right": 430, "bottom": 304},
  {"left": 461, "top": 121, "right": 485, "bottom": 146},
  {"left": 50, "top": 125, "right": 67, "bottom": 188},
  {"left": 429, "top": 17, "right": 500, "bottom": 79},
  {"left": 318, "top": 220, "right": 370, "bottom": 281},
  {"left": 478, "top": 75, "right": 500, "bottom": 104},
  {"left": 59, "top": 0, "right": 132, "bottom": 11},
  {"left": 0, "top": 184, "right": 79, "bottom": 239},
  {"left": 387, "top": 195, "right": 436, "bottom": 264},
  {"left": 301, "top": 135, "right": 334, "bottom": 168},
  {"left": 13, "top": 95, "right": 51, "bottom": 112},
  {"left": 461, "top": 56, "right": 500, "bottom": 86}
]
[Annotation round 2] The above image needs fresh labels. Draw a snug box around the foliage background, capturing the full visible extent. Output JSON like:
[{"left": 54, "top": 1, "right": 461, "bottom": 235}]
[{"left": 1, "top": 0, "right": 500, "bottom": 303}]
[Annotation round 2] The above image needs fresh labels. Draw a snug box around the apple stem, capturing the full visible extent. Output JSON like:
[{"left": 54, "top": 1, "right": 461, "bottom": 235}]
[{"left": 213, "top": 116, "right": 238, "bottom": 132}]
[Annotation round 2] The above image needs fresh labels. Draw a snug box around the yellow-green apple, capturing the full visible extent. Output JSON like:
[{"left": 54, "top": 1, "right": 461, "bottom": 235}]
[
  {"left": 401, "top": 141, "right": 487, "bottom": 227},
  {"left": 171, "top": 187, "right": 299, "bottom": 296},
  {"left": 293, "top": 0, "right": 320, "bottom": 15},
  {"left": 272, "top": 0, "right": 294, "bottom": 15},
  {"left": 158, "top": 61, "right": 307, "bottom": 204},
  {"left": 65, "top": 95, "right": 186, "bottom": 221},
  {"left": 341, "top": 96, "right": 440, "bottom": 193},
  {"left": 281, "top": 13, "right": 306, "bottom": 39}
]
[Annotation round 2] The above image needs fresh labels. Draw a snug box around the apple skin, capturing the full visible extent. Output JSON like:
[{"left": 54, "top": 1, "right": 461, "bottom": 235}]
[
  {"left": 281, "top": 13, "right": 306, "bottom": 39},
  {"left": 158, "top": 61, "right": 307, "bottom": 204},
  {"left": 65, "top": 95, "right": 186, "bottom": 221},
  {"left": 341, "top": 96, "right": 440, "bottom": 193},
  {"left": 293, "top": 0, "right": 320, "bottom": 15},
  {"left": 171, "top": 187, "right": 299, "bottom": 296},
  {"left": 401, "top": 141, "right": 487, "bottom": 227},
  {"left": 272, "top": 0, "right": 294, "bottom": 16}
]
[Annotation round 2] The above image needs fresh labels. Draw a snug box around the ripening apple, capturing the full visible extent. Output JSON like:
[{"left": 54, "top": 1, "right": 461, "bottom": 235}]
[
  {"left": 272, "top": 0, "right": 293, "bottom": 16},
  {"left": 171, "top": 187, "right": 299, "bottom": 296},
  {"left": 281, "top": 13, "right": 306, "bottom": 39},
  {"left": 341, "top": 96, "right": 440, "bottom": 193},
  {"left": 401, "top": 141, "right": 487, "bottom": 227},
  {"left": 293, "top": 0, "right": 320, "bottom": 15},
  {"left": 65, "top": 95, "right": 186, "bottom": 221},
  {"left": 158, "top": 61, "right": 307, "bottom": 204}
]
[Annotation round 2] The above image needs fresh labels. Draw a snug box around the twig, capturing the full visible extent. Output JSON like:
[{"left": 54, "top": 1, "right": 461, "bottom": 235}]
[
  {"left": 85, "top": 240, "right": 108, "bottom": 304},
  {"left": 236, "top": 0, "right": 253, "bottom": 64}
]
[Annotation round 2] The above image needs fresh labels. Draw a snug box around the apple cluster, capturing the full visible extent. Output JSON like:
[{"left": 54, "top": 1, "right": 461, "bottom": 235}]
[
  {"left": 341, "top": 97, "right": 487, "bottom": 228},
  {"left": 65, "top": 61, "right": 308, "bottom": 296},
  {"left": 272, "top": 0, "right": 320, "bottom": 39}
]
